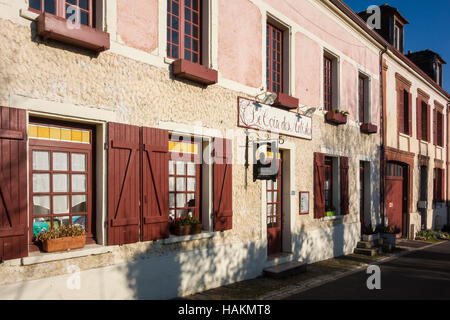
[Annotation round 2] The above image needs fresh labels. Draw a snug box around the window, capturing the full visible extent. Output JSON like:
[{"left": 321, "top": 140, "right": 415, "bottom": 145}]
[
  {"left": 420, "top": 101, "right": 428, "bottom": 141},
  {"left": 324, "top": 156, "right": 333, "bottom": 210},
  {"left": 29, "top": 0, "right": 95, "bottom": 27},
  {"left": 358, "top": 74, "right": 370, "bottom": 123},
  {"left": 29, "top": 122, "right": 93, "bottom": 243},
  {"left": 398, "top": 89, "right": 410, "bottom": 135},
  {"left": 323, "top": 53, "right": 339, "bottom": 112},
  {"left": 433, "top": 168, "right": 444, "bottom": 202},
  {"left": 323, "top": 56, "right": 333, "bottom": 112},
  {"left": 266, "top": 173, "right": 281, "bottom": 228},
  {"left": 266, "top": 23, "right": 283, "bottom": 93},
  {"left": 436, "top": 111, "right": 443, "bottom": 147},
  {"left": 393, "top": 22, "right": 403, "bottom": 52},
  {"left": 168, "top": 137, "right": 202, "bottom": 224},
  {"left": 167, "top": 0, "right": 201, "bottom": 63}
]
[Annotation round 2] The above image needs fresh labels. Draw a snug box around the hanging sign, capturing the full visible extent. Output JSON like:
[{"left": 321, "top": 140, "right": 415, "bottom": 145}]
[{"left": 238, "top": 97, "right": 312, "bottom": 140}]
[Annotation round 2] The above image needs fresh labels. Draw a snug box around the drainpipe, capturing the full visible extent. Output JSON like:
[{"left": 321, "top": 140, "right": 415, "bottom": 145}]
[{"left": 380, "top": 46, "right": 388, "bottom": 228}]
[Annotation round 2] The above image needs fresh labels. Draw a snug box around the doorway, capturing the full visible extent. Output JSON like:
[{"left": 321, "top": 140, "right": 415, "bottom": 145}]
[
  {"left": 266, "top": 157, "right": 282, "bottom": 256},
  {"left": 385, "top": 162, "right": 406, "bottom": 236}
]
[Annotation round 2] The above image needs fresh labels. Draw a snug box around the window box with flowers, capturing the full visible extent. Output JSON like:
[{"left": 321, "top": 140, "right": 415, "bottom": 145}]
[
  {"left": 170, "top": 215, "right": 203, "bottom": 236},
  {"left": 35, "top": 225, "right": 86, "bottom": 253},
  {"left": 325, "top": 109, "right": 348, "bottom": 125}
]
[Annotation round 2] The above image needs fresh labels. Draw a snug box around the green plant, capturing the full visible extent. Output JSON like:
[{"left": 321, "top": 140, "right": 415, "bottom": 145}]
[
  {"left": 375, "top": 224, "right": 400, "bottom": 234},
  {"left": 35, "top": 225, "right": 86, "bottom": 243},
  {"left": 172, "top": 215, "right": 200, "bottom": 227},
  {"left": 331, "top": 109, "right": 349, "bottom": 116}
]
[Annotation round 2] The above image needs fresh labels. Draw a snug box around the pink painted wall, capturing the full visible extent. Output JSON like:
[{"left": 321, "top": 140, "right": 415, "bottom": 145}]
[
  {"left": 295, "top": 32, "right": 321, "bottom": 107},
  {"left": 218, "top": 0, "right": 262, "bottom": 88},
  {"left": 117, "top": 0, "right": 158, "bottom": 53},
  {"left": 263, "top": 0, "right": 379, "bottom": 76},
  {"left": 342, "top": 60, "right": 357, "bottom": 121}
]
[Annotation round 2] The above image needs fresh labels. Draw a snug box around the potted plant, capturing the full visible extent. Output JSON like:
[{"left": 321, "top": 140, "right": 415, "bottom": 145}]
[
  {"left": 325, "top": 206, "right": 336, "bottom": 217},
  {"left": 325, "top": 109, "right": 349, "bottom": 125},
  {"left": 361, "top": 223, "right": 380, "bottom": 242},
  {"left": 35, "top": 225, "right": 86, "bottom": 253},
  {"left": 377, "top": 224, "right": 400, "bottom": 247},
  {"left": 171, "top": 215, "right": 203, "bottom": 236}
]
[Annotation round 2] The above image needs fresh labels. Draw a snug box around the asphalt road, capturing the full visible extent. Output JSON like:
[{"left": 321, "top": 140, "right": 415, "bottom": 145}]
[{"left": 285, "top": 241, "right": 450, "bottom": 300}]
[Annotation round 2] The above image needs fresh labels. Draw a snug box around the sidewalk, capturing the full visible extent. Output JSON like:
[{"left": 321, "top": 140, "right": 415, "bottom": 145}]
[{"left": 182, "top": 239, "right": 442, "bottom": 300}]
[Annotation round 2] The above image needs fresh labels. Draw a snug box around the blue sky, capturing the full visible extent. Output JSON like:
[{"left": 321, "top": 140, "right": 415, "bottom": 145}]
[{"left": 343, "top": 0, "right": 450, "bottom": 93}]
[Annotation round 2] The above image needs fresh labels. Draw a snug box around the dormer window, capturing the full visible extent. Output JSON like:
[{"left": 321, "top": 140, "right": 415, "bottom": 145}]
[
  {"left": 435, "top": 62, "right": 443, "bottom": 86},
  {"left": 393, "top": 22, "right": 403, "bottom": 52}
]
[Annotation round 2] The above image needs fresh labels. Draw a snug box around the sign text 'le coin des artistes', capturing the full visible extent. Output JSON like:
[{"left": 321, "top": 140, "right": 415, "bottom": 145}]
[{"left": 238, "top": 97, "right": 312, "bottom": 140}]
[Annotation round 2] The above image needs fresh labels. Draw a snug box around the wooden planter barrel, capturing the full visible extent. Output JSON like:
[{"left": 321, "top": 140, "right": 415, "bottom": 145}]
[
  {"left": 325, "top": 111, "right": 347, "bottom": 125},
  {"left": 42, "top": 235, "right": 86, "bottom": 253},
  {"left": 171, "top": 224, "right": 203, "bottom": 236}
]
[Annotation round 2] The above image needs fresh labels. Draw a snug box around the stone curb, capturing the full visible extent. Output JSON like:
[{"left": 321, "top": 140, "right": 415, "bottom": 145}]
[{"left": 256, "top": 240, "right": 445, "bottom": 300}]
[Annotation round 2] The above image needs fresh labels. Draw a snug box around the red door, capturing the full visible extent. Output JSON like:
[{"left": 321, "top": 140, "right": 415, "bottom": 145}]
[
  {"left": 385, "top": 163, "right": 403, "bottom": 235},
  {"left": 267, "top": 158, "right": 282, "bottom": 256}
]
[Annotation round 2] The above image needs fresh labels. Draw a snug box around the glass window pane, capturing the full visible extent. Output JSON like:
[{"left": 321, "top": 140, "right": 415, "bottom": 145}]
[
  {"left": 185, "top": 8, "right": 191, "bottom": 21},
  {"left": 169, "top": 160, "right": 175, "bottom": 175},
  {"left": 172, "top": 1, "right": 179, "bottom": 15},
  {"left": 30, "top": 0, "right": 41, "bottom": 11},
  {"left": 185, "top": 23, "right": 191, "bottom": 36},
  {"left": 72, "top": 174, "right": 87, "bottom": 192},
  {"left": 187, "top": 178, "right": 195, "bottom": 191},
  {"left": 44, "top": 0, "right": 56, "bottom": 14},
  {"left": 33, "top": 174, "right": 50, "bottom": 193},
  {"left": 273, "top": 191, "right": 278, "bottom": 202},
  {"left": 72, "top": 215, "right": 87, "bottom": 230},
  {"left": 176, "top": 177, "right": 186, "bottom": 191},
  {"left": 187, "top": 162, "right": 195, "bottom": 175},
  {"left": 53, "top": 152, "right": 68, "bottom": 171},
  {"left": 184, "top": 50, "right": 191, "bottom": 61},
  {"left": 53, "top": 195, "right": 69, "bottom": 213},
  {"left": 80, "top": 10, "right": 88, "bottom": 26},
  {"left": 54, "top": 216, "right": 70, "bottom": 228},
  {"left": 176, "top": 193, "right": 186, "bottom": 208},
  {"left": 176, "top": 161, "right": 185, "bottom": 175},
  {"left": 193, "top": 26, "right": 198, "bottom": 38},
  {"left": 267, "top": 191, "right": 272, "bottom": 203},
  {"left": 53, "top": 174, "right": 69, "bottom": 192},
  {"left": 79, "top": 0, "right": 89, "bottom": 10},
  {"left": 267, "top": 204, "right": 272, "bottom": 215},
  {"left": 267, "top": 180, "right": 272, "bottom": 190},
  {"left": 33, "top": 151, "right": 50, "bottom": 171},
  {"left": 33, "top": 196, "right": 50, "bottom": 215},
  {"left": 172, "top": 30, "right": 179, "bottom": 44},
  {"left": 169, "top": 177, "right": 175, "bottom": 191},
  {"left": 169, "top": 193, "right": 175, "bottom": 208},
  {"left": 172, "top": 16, "right": 179, "bottom": 30},
  {"left": 187, "top": 193, "right": 195, "bottom": 206},
  {"left": 72, "top": 195, "right": 87, "bottom": 213},
  {"left": 33, "top": 218, "right": 51, "bottom": 237},
  {"left": 273, "top": 179, "right": 278, "bottom": 189},
  {"left": 72, "top": 153, "right": 86, "bottom": 171}
]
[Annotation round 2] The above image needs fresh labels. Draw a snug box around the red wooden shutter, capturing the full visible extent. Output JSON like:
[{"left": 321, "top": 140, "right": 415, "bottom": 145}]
[
  {"left": 0, "top": 106, "right": 28, "bottom": 262},
  {"left": 433, "top": 109, "right": 437, "bottom": 145},
  {"left": 213, "top": 137, "right": 233, "bottom": 231},
  {"left": 141, "top": 127, "right": 169, "bottom": 241},
  {"left": 314, "top": 152, "right": 325, "bottom": 219},
  {"left": 397, "top": 88, "right": 404, "bottom": 134},
  {"left": 107, "top": 122, "right": 140, "bottom": 245},
  {"left": 408, "top": 92, "right": 412, "bottom": 136},
  {"left": 340, "top": 157, "right": 349, "bottom": 215},
  {"left": 416, "top": 97, "right": 421, "bottom": 140}
]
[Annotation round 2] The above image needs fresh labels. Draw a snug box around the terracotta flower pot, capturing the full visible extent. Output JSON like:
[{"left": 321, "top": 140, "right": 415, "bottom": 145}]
[
  {"left": 42, "top": 235, "right": 86, "bottom": 253},
  {"left": 325, "top": 111, "right": 347, "bottom": 125},
  {"left": 171, "top": 225, "right": 192, "bottom": 236},
  {"left": 190, "top": 224, "right": 203, "bottom": 235}
]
